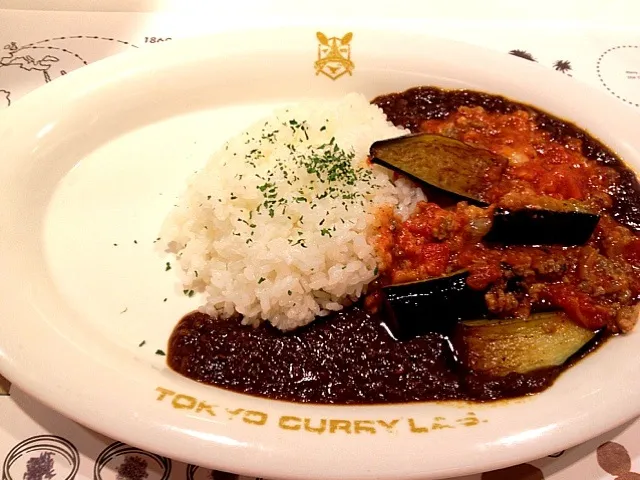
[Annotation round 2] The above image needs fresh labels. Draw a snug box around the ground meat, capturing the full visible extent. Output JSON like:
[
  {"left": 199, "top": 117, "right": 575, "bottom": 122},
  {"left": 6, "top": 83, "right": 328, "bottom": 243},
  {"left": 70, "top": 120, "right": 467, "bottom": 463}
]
[
  {"left": 169, "top": 87, "right": 633, "bottom": 405},
  {"left": 372, "top": 103, "right": 640, "bottom": 333},
  {"left": 485, "top": 287, "right": 519, "bottom": 316}
]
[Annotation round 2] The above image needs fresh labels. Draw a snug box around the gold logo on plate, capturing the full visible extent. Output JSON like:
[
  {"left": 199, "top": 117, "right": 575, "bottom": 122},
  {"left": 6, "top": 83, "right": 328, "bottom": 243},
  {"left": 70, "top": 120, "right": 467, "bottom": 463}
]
[{"left": 314, "top": 32, "right": 354, "bottom": 80}]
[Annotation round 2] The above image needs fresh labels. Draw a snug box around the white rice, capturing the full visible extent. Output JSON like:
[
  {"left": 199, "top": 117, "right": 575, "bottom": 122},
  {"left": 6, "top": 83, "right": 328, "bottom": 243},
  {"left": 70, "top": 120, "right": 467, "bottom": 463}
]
[{"left": 160, "top": 93, "right": 425, "bottom": 331}]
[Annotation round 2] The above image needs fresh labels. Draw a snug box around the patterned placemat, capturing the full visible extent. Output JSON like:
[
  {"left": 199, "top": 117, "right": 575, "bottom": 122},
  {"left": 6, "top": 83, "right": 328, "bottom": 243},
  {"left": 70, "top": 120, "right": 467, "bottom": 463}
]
[{"left": 0, "top": 6, "right": 639, "bottom": 479}]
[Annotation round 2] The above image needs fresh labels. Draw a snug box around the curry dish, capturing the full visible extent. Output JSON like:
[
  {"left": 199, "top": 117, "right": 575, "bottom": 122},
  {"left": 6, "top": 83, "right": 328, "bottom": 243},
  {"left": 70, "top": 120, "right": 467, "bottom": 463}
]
[{"left": 167, "top": 87, "right": 640, "bottom": 404}]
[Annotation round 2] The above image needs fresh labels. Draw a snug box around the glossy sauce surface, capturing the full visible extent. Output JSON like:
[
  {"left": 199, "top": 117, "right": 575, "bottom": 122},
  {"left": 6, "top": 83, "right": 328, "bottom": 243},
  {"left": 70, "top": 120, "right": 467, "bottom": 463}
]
[
  {"left": 167, "top": 87, "right": 638, "bottom": 404},
  {"left": 168, "top": 310, "right": 562, "bottom": 403}
]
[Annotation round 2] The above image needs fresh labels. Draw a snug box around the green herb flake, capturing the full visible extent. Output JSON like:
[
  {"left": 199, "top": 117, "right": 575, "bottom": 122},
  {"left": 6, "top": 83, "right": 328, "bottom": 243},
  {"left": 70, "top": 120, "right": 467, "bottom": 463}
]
[
  {"left": 155, "top": 349, "right": 166, "bottom": 356},
  {"left": 165, "top": 262, "right": 172, "bottom": 271},
  {"left": 258, "top": 277, "right": 266, "bottom": 284},
  {"left": 138, "top": 340, "right": 146, "bottom": 347}
]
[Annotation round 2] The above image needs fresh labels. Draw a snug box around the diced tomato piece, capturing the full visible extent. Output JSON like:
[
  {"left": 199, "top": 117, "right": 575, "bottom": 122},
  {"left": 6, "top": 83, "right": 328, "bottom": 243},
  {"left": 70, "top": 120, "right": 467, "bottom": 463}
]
[
  {"left": 419, "top": 243, "right": 450, "bottom": 277},
  {"left": 503, "top": 250, "right": 533, "bottom": 270},
  {"left": 544, "top": 284, "right": 612, "bottom": 330},
  {"left": 538, "top": 168, "right": 585, "bottom": 200},
  {"left": 467, "top": 263, "right": 502, "bottom": 291},
  {"left": 404, "top": 203, "right": 451, "bottom": 239}
]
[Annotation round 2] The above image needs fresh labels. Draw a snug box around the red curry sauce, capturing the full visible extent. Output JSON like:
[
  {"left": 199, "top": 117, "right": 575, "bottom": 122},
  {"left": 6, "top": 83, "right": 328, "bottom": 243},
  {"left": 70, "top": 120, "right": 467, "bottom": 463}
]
[
  {"left": 371, "top": 98, "right": 640, "bottom": 334},
  {"left": 168, "top": 87, "right": 640, "bottom": 404}
]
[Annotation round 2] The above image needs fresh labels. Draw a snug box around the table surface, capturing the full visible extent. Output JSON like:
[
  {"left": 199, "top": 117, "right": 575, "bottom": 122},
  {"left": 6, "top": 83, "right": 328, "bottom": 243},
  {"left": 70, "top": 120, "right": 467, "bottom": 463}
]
[{"left": 0, "top": 3, "right": 639, "bottom": 479}]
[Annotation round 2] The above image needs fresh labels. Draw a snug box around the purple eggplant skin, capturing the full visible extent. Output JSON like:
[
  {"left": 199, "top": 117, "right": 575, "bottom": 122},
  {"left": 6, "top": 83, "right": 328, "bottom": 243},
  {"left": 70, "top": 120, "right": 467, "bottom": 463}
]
[
  {"left": 369, "top": 134, "right": 600, "bottom": 246},
  {"left": 369, "top": 133, "right": 507, "bottom": 206},
  {"left": 484, "top": 208, "right": 600, "bottom": 246},
  {"left": 382, "top": 270, "right": 488, "bottom": 341}
]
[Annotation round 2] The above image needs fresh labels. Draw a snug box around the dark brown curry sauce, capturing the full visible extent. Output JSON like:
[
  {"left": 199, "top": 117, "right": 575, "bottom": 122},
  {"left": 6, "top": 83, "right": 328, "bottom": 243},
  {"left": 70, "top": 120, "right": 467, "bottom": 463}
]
[
  {"left": 167, "top": 87, "right": 639, "bottom": 404},
  {"left": 168, "top": 310, "right": 605, "bottom": 404}
]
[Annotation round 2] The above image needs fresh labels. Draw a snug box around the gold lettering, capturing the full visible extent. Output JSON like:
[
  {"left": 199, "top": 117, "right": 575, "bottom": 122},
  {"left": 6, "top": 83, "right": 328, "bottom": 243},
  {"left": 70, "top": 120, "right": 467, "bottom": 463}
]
[
  {"left": 304, "top": 418, "right": 327, "bottom": 434},
  {"left": 195, "top": 401, "right": 217, "bottom": 416},
  {"left": 456, "top": 413, "right": 479, "bottom": 427},
  {"left": 155, "top": 387, "right": 175, "bottom": 401},
  {"left": 432, "top": 422, "right": 454, "bottom": 430},
  {"left": 279, "top": 416, "right": 302, "bottom": 431},
  {"left": 377, "top": 419, "right": 399, "bottom": 433},
  {"left": 354, "top": 420, "right": 376, "bottom": 434},
  {"left": 329, "top": 420, "right": 351, "bottom": 434},
  {"left": 408, "top": 418, "right": 429, "bottom": 433},
  {"left": 243, "top": 410, "right": 268, "bottom": 426},
  {"left": 172, "top": 394, "right": 197, "bottom": 410},
  {"left": 226, "top": 408, "right": 244, "bottom": 419}
]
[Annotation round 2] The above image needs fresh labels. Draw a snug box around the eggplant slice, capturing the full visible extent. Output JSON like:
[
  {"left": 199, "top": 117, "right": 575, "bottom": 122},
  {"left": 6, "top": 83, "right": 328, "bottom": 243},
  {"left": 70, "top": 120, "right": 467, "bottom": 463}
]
[
  {"left": 484, "top": 207, "right": 600, "bottom": 245},
  {"left": 453, "top": 312, "right": 596, "bottom": 376},
  {"left": 370, "top": 133, "right": 507, "bottom": 205},
  {"left": 370, "top": 133, "right": 600, "bottom": 245},
  {"left": 382, "top": 270, "right": 488, "bottom": 339}
]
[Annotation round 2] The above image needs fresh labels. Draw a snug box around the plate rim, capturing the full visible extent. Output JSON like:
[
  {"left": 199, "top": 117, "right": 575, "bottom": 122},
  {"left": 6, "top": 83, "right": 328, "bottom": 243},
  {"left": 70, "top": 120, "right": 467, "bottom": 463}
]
[{"left": 1, "top": 27, "right": 640, "bottom": 480}]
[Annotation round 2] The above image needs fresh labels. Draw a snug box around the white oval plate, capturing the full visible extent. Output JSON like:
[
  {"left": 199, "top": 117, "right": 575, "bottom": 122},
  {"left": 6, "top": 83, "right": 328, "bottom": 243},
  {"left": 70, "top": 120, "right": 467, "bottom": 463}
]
[{"left": 0, "top": 28, "right": 639, "bottom": 480}]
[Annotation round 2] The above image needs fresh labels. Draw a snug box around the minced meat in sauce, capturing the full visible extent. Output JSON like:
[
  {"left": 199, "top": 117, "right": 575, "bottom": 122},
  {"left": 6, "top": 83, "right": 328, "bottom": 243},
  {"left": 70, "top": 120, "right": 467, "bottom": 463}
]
[{"left": 167, "top": 87, "right": 640, "bottom": 404}]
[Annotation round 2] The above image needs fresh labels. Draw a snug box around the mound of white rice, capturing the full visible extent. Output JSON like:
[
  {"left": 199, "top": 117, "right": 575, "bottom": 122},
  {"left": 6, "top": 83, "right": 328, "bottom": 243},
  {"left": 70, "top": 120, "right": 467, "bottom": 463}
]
[{"left": 161, "top": 93, "right": 425, "bottom": 331}]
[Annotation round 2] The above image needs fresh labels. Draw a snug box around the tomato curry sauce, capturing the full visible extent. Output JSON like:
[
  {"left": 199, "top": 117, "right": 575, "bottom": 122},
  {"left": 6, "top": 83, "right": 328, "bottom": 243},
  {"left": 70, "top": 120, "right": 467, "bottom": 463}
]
[
  {"left": 372, "top": 88, "right": 640, "bottom": 334},
  {"left": 168, "top": 87, "right": 640, "bottom": 404}
]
